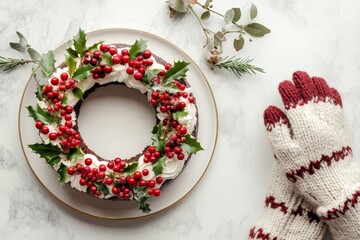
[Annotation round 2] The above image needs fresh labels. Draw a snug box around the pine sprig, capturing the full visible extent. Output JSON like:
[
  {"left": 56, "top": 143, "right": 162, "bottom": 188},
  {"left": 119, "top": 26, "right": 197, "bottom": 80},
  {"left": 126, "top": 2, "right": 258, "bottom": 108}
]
[
  {"left": 215, "top": 56, "right": 264, "bottom": 78},
  {"left": 0, "top": 56, "right": 37, "bottom": 71}
]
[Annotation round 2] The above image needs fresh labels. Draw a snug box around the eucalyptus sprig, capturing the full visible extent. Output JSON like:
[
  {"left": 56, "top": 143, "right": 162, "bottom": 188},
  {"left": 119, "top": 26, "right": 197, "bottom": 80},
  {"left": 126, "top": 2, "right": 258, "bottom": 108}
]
[{"left": 166, "top": 0, "right": 270, "bottom": 78}]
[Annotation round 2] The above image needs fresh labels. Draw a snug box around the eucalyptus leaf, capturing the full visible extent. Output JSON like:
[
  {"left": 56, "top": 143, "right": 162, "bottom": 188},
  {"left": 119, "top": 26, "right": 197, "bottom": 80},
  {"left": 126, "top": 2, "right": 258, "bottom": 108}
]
[
  {"left": 9, "top": 42, "right": 26, "bottom": 52},
  {"left": 224, "top": 9, "right": 235, "bottom": 23},
  {"left": 233, "top": 36, "right": 245, "bottom": 51},
  {"left": 16, "top": 31, "right": 28, "bottom": 46},
  {"left": 27, "top": 48, "right": 41, "bottom": 61},
  {"left": 232, "top": 8, "right": 241, "bottom": 22},
  {"left": 244, "top": 23, "right": 271, "bottom": 37},
  {"left": 214, "top": 31, "right": 225, "bottom": 42},
  {"left": 201, "top": 11, "right": 210, "bottom": 20},
  {"left": 167, "top": 0, "right": 190, "bottom": 13},
  {"left": 250, "top": 3, "right": 258, "bottom": 20}
]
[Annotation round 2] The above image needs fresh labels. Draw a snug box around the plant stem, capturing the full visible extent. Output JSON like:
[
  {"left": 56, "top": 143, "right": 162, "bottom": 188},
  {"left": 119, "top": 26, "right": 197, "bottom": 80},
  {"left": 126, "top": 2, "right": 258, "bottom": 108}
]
[{"left": 189, "top": 6, "right": 213, "bottom": 45}]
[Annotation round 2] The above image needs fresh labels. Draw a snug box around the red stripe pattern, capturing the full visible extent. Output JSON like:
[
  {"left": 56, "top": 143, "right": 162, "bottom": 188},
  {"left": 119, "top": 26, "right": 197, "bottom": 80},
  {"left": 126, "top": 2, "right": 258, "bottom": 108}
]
[
  {"left": 249, "top": 227, "right": 279, "bottom": 240},
  {"left": 322, "top": 189, "right": 360, "bottom": 221},
  {"left": 285, "top": 146, "right": 352, "bottom": 183}
]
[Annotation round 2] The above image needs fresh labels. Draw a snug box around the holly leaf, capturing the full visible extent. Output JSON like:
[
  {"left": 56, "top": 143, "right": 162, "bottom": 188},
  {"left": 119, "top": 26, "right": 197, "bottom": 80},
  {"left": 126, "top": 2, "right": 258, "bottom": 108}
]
[
  {"left": 129, "top": 39, "right": 147, "bottom": 60},
  {"left": 61, "top": 95, "right": 68, "bottom": 104},
  {"left": 65, "top": 55, "right": 77, "bottom": 76},
  {"left": 57, "top": 163, "right": 67, "bottom": 184},
  {"left": 72, "top": 88, "right": 84, "bottom": 100},
  {"left": 244, "top": 23, "right": 271, "bottom": 37},
  {"left": 173, "top": 110, "right": 188, "bottom": 120},
  {"left": 142, "top": 69, "right": 161, "bottom": 88},
  {"left": 68, "top": 147, "right": 84, "bottom": 161},
  {"left": 46, "top": 156, "right": 61, "bottom": 166},
  {"left": 181, "top": 134, "right": 204, "bottom": 154},
  {"left": 163, "top": 61, "right": 190, "bottom": 83},
  {"left": 28, "top": 142, "right": 61, "bottom": 159},
  {"left": 101, "top": 52, "right": 113, "bottom": 66},
  {"left": 151, "top": 125, "right": 165, "bottom": 152},
  {"left": 94, "top": 182, "right": 110, "bottom": 195},
  {"left": 27, "top": 48, "right": 41, "bottom": 61},
  {"left": 73, "top": 28, "right": 87, "bottom": 57},
  {"left": 27, "top": 104, "right": 55, "bottom": 124},
  {"left": 133, "top": 187, "right": 151, "bottom": 213},
  {"left": 152, "top": 156, "right": 166, "bottom": 176},
  {"left": 87, "top": 40, "right": 104, "bottom": 52},
  {"left": 35, "top": 84, "right": 45, "bottom": 101},
  {"left": 72, "top": 64, "right": 93, "bottom": 82},
  {"left": 39, "top": 51, "right": 56, "bottom": 78},
  {"left": 123, "top": 162, "right": 138, "bottom": 175},
  {"left": 66, "top": 48, "right": 78, "bottom": 58}
]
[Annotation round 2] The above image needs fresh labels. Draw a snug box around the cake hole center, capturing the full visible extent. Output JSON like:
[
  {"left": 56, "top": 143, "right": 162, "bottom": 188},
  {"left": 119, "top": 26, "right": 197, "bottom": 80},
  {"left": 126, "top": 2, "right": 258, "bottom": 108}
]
[{"left": 77, "top": 84, "right": 156, "bottom": 160}]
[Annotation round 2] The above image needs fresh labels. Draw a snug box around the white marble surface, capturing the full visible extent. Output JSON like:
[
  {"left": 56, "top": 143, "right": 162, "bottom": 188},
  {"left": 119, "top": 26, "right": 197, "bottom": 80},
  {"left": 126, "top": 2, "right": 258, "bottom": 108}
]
[{"left": 1, "top": 0, "right": 360, "bottom": 239}]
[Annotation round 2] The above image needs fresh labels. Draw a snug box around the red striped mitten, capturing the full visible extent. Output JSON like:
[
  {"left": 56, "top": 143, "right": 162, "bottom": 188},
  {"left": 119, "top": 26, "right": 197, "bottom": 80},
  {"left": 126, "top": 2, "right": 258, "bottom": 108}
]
[
  {"left": 249, "top": 162, "right": 326, "bottom": 240},
  {"left": 264, "top": 71, "right": 360, "bottom": 240}
]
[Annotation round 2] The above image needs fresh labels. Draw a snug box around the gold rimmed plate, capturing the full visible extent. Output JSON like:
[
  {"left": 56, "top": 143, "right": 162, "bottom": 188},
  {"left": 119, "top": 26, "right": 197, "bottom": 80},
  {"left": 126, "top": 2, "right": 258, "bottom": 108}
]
[{"left": 18, "top": 28, "right": 218, "bottom": 220}]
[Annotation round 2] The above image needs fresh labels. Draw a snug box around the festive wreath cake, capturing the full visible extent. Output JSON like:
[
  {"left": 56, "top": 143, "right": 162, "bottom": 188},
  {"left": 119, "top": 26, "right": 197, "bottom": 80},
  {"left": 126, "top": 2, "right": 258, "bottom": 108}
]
[{"left": 27, "top": 29, "right": 203, "bottom": 213}]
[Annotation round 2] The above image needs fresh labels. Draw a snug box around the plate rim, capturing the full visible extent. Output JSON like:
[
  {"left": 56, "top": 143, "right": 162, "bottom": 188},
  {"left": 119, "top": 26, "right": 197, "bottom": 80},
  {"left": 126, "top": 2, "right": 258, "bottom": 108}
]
[{"left": 18, "top": 28, "right": 218, "bottom": 220}]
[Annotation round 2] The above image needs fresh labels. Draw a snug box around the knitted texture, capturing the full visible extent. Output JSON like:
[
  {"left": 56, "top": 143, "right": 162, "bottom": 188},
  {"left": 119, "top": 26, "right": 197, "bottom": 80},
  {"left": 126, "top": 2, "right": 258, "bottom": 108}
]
[
  {"left": 264, "top": 71, "right": 360, "bottom": 239},
  {"left": 249, "top": 162, "right": 326, "bottom": 240}
]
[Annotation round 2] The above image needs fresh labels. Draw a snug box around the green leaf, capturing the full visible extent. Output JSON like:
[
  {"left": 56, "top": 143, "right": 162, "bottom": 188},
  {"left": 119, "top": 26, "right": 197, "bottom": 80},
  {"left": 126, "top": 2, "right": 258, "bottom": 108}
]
[
  {"left": 16, "top": 31, "right": 28, "bottom": 46},
  {"left": 72, "top": 88, "right": 84, "bottom": 100},
  {"left": 233, "top": 36, "right": 245, "bottom": 51},
  {"left": 232, "top": 8, "right": 241, "bottom": 22},
  {"left": 152, "top": 156, "right": 166, "bottom": 176},
  {"left": 173, "top": 110, "right": 188, "bottom": 120},
  {"left": 167, "top": 0, "right": 190, "bottom": 13},
  {"left": 65, "top": 55, "right": 77, "bottom": 76},
  {"left": 163, "top": 61, "right": 190, "bottom": 83},
  {"left": 244, "top": 23, "right": 271, "bottom": 37},
  {"left": 46, "top": 156, "right": 61, "bottom": 166},
  {"left": 250, "top": 3, "right": 258, "bottom": 20},
  {"left": 129, "top": 39, "right": 147, "bottom": 60},
  {"left": 35, "top": 84, "right": 45, "bottom": 101},
  {"left": 123, "top": 162, "right": 139, "bottom": 175},
  {"left": 10, "top": 42, "right": 26, "bottom": 52},
  {"left": 87, "top": 40, "right": 104, "bottom": 52},
  {"left": 66, "top": 48, "right": 78, "bottom": 58},
  {"left": 151, "top": 125, "right": 165, "bottom": 152},
  {"left": 224, "top": 9, "right": 235, "bottom": 23},
  {"left": 68, "top": 147, "right": 84, "bottom": 161},
  {"left": 215, "top": 31, "right": 225, "bottom": 41},
  {"left": 181, "top": 134, "right": 204, "bottom": 154},
  {"left": 72, "top": 64, "right": 94, "bottom": 82},
  {"left": 27, "top": 48, "right": 41, "bottom": 61},
  {"left": 94, "top": 182, "right": 110, "bottom": 195},
  {"left": 39, "top": 51, "right": 56, "bottom": 78},
  {"left": 101, "top": 52, "right": 113, "bottom": 66},
  {"left": 57, "top": 163, "right": 67, "bottom": 184},
  {"left": 27, "top": 104, "right": 55, "bottom": 124},
  {"left": 133, "top": 187, "right": 151, "bottom": 213},
  {"left": 201, "top": 11, "right": 210, "bottom": 20},
  {"left": 28, "top": 142, "right": 61, "bottom": 159},
  {"left": 61, "top": 95, "right": 68, "bottom": 104},
  {"left": 142, "top": 69, "right": 161, "bottom": 88},
  {"left": 73, "top": 28, "right": 87, "bottom": 57}
]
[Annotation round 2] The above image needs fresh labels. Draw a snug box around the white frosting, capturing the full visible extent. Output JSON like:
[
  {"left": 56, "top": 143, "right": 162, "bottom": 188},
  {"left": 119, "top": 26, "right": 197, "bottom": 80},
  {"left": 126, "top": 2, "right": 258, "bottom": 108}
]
[{"left": 177, "top": 97, "right": 197, "bottom": 134}]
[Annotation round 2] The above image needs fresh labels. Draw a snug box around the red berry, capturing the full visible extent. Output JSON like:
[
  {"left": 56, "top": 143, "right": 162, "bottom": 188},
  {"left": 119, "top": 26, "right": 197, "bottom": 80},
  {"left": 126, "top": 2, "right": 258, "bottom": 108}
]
[
  {"left": 99, "top": 164, "right": 106, "bottom": 172},
  {"left": 179, "top": 127, "right": 187, "bottom": 135},
  {"left": 142, "top": 169, "right": 149, "bottom": 176},
  {"left": 109, "top": 47, "right": 118, "bottom": 55},
  {"left": 65, "top": 106, "right": 73, "bottom": 114},
  {"left": 64, "top": 114, "right": 72, "bottom": 121},
  {"left": 188, "top": 96, "right": 195, "bottom": 103},
  {"left": 133, "top": 60, "right": 141, "bottom": 68},
  {"left": 41, "top": 126, "right": 49, "bottom": 134},
  {"left": 85, "top": 158, "right": 92, "bottom": 166},
  {"left": 160, "top": 106, "right": 166, "bottom": 112},
  {"left": 92, "top": 168, "right": 98, "bottom": 174},
  {"left": 93, "top": 50, "right": 101, "bottom": 59},
  {"left": 45, "top": 84, "right": 53, "bottom": 92},
  {"left": 148, "top": 146, "right": 156, "bottom": 153},
  {"left": 153, "top": 189, "right": 161, "bottom": 196},
  {"left": 35, "top": 121, "right": 44, "bottom": 129},
  {"left": 87, "top": 182, "right": 93, "bottom": 187},
  {"left": 60, "top": 72, "right": 69, "bottom": 80},
  {"left": 67, "top": 167, "right": 75, "bottom": 175},
  {"left": 138, "top": 67, "right": 146, "bottom": 74},
  {"left": 106, "top": 178, "right": 113, "bottom": 185},
  {"left": 113, "top": 166, "right": 120, "bottom": 172},
  {"left": 59, "top": 85, "right": 66, "bottom": 91},
  {"left": 122, "top": 55, "right": 130, "bottom": 64},
  {"left": 137, "top": 56, "right": 143, "bottom": 61},
  {"left": 100, "top": 44, "right": 107, "bottom": 51},
  {"left": 65, "top": 121, "right": 73, "bottom": 128},
  {"left": 147, "top": 59, "right": 153, "bottom": 66},
  {"left": 150, "top": 156, "right": 157, "bottom": 163},
  {"left": 104, "top": 65, "right": 112, "bottom": 73},
  {"left": 167, "top": 152, "right": 174, "bottom": 158},
  {"left": 165, "top": 63, "right": 172, "bottom": 70},
  {"left": 97, "top": 172, "right": 105, "bottom": 179},
  {"left": 174, "top": 146, "right": 182, "bottom": 154},
  {"left": 134, "top": 72, "right": 143, "bottom": 80},
  {"left": 112, "top": 187, "right": 119, "bottom": 195},
  {"left": 127, "top": 177, "right": 136, "bottom": 185},
  {"left": 159, "top": 70, "right": 166, "bottom": 76},
  {"left": 156, "top": 177, "right": 163, "bottom": 184},
  {"left": 120, "top": 161, "right": 127, "bottom": 169},
  {"left": 49, "top": 132, "right": 57, "bottom": 140},
  {"left": 134, "top": 171, "right": 142, "bottom": 180},
  {"left": 51, "top": 77, "right": 59, "bottom": 85},
  {"left": 121, "top": 49, "right": 129, "bottom": 56},
  {"left": 150, "top": 99, "right": 158, "bottom": 106},
  {"left": 90, "top": 58, "right": 98, "bottom": 66},
  {"left": 95, "top": 191, "right": 101, "bottom": 196},
  {"left": 126, "top": 67, "right": 134, "bottom": 75},
  {"left": 79, "top": 179, "right": 87, "bottom": 186},
  {"left": 154, "top": 151, "right": 161, "bottom": 158},
  {"left": 151, "top": 92, "right": 159, "bottom": 99},
  {"left": 90, "top": 186, "right": 97, "bottom": 192},
  {"left": 177, "top": 153, "right": 185, "bottom": 160},
  {"left": 112, "top": 55, "right": 121, "bottom": 64},
  {"left": 114, "top": 157, "right": 122, "bottom": 165},
  {"left": 139, "top": 180, "right": 147, "bottom": 186},
  {"left": 148, "top": 180, "right": 156, "bottom": 188},
  {"left": 142, "top": 50, "right": 152, "bottom": 59},
  {"left": 179, "top": 102, "right": 186, "bottom": 109},
  {"left": 148, "top": 189, "right": 154, "bottom": 195},
  {"left": 107, "top": 161, "right": 114, "bottom": 169}
]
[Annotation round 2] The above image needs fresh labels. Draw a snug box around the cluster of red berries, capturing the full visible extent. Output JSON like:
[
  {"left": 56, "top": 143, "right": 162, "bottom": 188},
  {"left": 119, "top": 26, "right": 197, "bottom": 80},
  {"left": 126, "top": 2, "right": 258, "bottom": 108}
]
[
  {"left": 125, "top": 49, "right": 157, "bottom": 81},
  {"left": 149, "top": 90, "right": 188, "bottom": 113},
  {"left": 143, "top": 145, "right": 162, "bottom": 163},
  {"left": 43, "top": 72, "right": 76, "bottom": 104},
  {"left": 160, "top": 119, "right": 188, "bottom": 160}
]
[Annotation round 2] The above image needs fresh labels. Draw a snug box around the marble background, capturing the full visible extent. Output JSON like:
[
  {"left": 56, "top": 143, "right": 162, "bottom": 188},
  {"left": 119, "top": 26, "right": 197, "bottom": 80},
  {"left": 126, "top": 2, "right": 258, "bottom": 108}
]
[{"left": 1, "top": 0, "right": 360, "bottom": 239}]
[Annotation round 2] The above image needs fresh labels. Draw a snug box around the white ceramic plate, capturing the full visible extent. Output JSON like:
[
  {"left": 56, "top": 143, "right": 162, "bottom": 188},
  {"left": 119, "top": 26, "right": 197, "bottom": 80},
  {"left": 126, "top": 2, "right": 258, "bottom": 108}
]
[{"left": 18, "top": 29, "right": 218, "bottom": 219}]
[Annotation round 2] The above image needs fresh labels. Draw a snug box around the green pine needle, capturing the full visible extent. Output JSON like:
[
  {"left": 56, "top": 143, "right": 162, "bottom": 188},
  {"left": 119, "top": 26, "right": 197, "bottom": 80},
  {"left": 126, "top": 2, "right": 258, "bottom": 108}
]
[
  {"left": 0, "top": 56, "right": 37, "bottom": 71},
  {"left": 215, "top": 56, "right": 264, "bottom": 78}
]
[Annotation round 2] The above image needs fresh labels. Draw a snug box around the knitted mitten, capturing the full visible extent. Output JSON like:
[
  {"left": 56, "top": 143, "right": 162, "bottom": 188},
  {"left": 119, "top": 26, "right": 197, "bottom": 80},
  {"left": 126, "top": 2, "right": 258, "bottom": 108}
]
[
  {"left": 249, "top": 162, "right": 326, "bottom": 240},
  {"left": 263, "top": 71, "right": 360, "bottom": 240}
]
